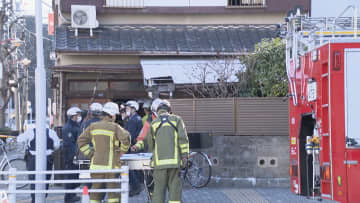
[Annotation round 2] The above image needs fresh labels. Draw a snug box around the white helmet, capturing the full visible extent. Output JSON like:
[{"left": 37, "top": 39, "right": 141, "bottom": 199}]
[
  {"left": 151, "top": 98, "right": 163, "bottom": 113},
  {"left": 157, "top": 99, "right": 171, "bottom": 111},
  {"left": 126, "top": 100, "right": 139, "bottom": 111},
  {"left": 90, "top": 103, "right": 103, "bottom": 116},
  {"left": 67, "top": 107, "right": 82, "bottom": 117},
  {"left": 103, "top": 102, "right": 120, "bottom": 116}
]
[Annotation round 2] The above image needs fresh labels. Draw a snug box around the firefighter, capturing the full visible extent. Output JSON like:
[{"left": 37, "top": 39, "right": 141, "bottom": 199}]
[
  {"left": 142, "top": 101, "right": 151, "bottom": 125},
  {"left": 17, "top": 124, "right": 60, "bottom": 203},
  {"left": 131, "top": 98, "right": 162, "bottom": 199},
  {"left": 62, "top": 106, "right": 82, "bottom": 203},
  {"left": 136, "top": 99, "right": 189, "bottom": 203},
  {"left": 81, "top": 102, "right": 103, "bottom": 131},
  {"left": 125, "top": 100, "right": 143, "bottom": 196},
  {"left": 78, "top": 102, "right": 131, "bottom": 203}
]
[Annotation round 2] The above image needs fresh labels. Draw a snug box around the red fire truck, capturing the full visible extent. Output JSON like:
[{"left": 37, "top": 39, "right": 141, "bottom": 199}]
[{"left": 286, "top": 8, "right": 360, "bottom": 203}]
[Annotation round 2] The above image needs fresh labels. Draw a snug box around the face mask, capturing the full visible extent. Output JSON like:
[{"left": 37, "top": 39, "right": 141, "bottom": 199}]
[
  {"left": 77, "top": 116, "right": 82, "bottom": 123},
  {"left": 126, "top": 111, "right": 131, "bottom": 117}
]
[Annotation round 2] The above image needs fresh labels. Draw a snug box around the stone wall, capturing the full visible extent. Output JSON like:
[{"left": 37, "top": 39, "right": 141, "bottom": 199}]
[{"left": 192, "top": 135, "right": 290, "bottom": 187}]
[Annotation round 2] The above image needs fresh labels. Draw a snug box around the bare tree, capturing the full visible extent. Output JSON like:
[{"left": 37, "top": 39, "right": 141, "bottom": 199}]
[
  {"left": 184, "top": 56, "right": 250, "bottom": 98},
  {"left": 0, "top": 0, "right": 26, "bottom": 129}
]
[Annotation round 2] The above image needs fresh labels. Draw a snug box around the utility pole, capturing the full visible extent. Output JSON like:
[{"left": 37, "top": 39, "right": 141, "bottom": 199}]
[{"left": 35, "top": 0, "right": 46, "bottom": 202}]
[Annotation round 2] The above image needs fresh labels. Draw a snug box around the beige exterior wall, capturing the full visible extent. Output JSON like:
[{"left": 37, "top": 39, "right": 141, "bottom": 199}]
[
  {"left": 60, "top": 13, "right": 285, "bottom": 25},
  {"left": 57, "top": 55, "right": 140, "bottom": 66}
]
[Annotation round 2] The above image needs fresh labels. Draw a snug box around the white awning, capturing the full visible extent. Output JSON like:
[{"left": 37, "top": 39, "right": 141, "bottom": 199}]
[{"left": 141, "top": 58, "right": 243, "bottom": 85}]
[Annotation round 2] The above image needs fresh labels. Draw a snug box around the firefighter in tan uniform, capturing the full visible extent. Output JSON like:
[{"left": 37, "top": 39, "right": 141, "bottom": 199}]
[
  {"left": 134, "top": 99, "right": 189, "bottom": 203},
  {"left": 78, "top": 102, "right": 131, "bottom": 203}
]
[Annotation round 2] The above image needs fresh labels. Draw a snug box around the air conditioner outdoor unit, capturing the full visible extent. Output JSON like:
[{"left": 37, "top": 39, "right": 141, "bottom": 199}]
[{"left": 71, "top": 5, "right": 99, "bottom": 36}]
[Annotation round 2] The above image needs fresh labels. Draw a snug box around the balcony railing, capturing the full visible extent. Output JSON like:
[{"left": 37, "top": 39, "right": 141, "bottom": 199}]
[
  {"left": 228, "top": 0, "right": 266, "bottom": 7},
  {"left": 105, "top": 0, "right": 145, "bottom": 8},
  {"left": 105, "top": 0, "right": 227, "bottom": 8},
  {"left": 105, "top": 0, "right": 266, "bottom": 8}
]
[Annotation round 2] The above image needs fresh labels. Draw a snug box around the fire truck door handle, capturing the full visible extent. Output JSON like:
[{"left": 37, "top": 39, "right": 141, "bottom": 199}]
[{"left": 344, "top": 160, "right": 359, "bottom": 165}]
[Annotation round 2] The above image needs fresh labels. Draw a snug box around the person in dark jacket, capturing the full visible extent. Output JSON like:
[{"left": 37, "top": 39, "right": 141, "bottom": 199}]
[
  {"left": 81, "top": 102, "right": 103, "bottom": 132},
  {"left": 18, "top": 124, "right": 60, "bottom": 203},
  {"left": 62, "top": 107, "right": 82, "bottom": 203},
  {"left": 125, "top": 100, "right": 143, "bottom": 196},
  {"left": 120, "top": 103, "right": 128, "bottom": 128}
]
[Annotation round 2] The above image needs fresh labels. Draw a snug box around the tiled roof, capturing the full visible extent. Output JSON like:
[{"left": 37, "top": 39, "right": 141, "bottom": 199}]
[{"left": 55, "top": 24, "right": 279, "bottom": 55}]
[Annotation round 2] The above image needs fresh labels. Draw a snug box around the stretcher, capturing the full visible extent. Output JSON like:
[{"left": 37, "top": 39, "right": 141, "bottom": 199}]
[
  {"left": 74, "top": 153, "right": 153, "bottom": 202},
  {"left": 74, "top": 153, "right": 152, "bottom": 178}
]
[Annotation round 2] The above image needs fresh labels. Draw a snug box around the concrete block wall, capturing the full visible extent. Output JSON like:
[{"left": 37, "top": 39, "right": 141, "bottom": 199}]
[{"left": 197, "top": 135, "right": 290, "bottom": 187}]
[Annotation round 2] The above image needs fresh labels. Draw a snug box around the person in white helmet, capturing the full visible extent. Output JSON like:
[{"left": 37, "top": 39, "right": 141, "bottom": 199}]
[
  {"left": 125, "top": 100, "right": 143, "bottom": 196},
  {"left": 17, "top": 124, "right": 60, "bottom": 203},
  {"left": 78, "top": 102, "right": 131, "bottom": 203},
  {"left": 62, "top": 107, "right": 82, "bottom": 202},
  {"left": 142, "top": 101, "right": 151, "bottom": 125},
  {"left": 125, "top": 101, "right": 143, "bottom": 146},
  {"left": 131, "top": 98, "right": 162, "bottom": 199},
  {"left": 81, "top": 102, "right": 103, "bottom": 132}
]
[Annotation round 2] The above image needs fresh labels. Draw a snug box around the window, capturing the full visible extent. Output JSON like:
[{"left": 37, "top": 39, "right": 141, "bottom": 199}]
[
  {"left": 69, "top": 81, "right": 108, "bottom": 92},
  {"left": 228, "top": 0, "right": 265, "bottom": 7},
  {"left": 111, "top": 81, "right": 143, "bottom": 91},
  {"left": 345, "top": 50, "right": 360, "bottom": 148}
]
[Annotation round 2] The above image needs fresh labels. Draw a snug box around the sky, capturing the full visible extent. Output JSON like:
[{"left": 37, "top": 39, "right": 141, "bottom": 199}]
[
  {"left": 15, "top": 0, "right": 52, "bottom": 23},
  {"left": 312, "top": 0, "right": 360, "bottom": 17}
]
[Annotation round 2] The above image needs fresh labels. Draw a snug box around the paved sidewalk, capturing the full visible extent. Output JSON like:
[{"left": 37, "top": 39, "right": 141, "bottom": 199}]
[{"left": 11, "top": 186, "right": 337, "bottom": 203}]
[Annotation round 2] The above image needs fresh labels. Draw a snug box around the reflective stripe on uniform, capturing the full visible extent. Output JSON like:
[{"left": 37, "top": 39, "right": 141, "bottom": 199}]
[
  {"left": 89, "top": 129, "right": 115, "bottom": 170},
  {"left": 83, "top": 148, "right": 92, "bottom": 156},
  {"left": 120, "top": 143, "right": 129, "bottom": 152},
  {"left": 80, "top": 144, "right": 90, "bottom": 152},
  {"left": 108, "top": 198, "right": 120, "bottom": 203},
  {"left": 114, "top": 140, "right": 120, "bottom": 147},
  {"left": 153, "top": 120, "right": 179, "bottom": 166},
  {"left": 90, "top": 163, "right": 112, "bottom": 170},
  {"left": 80, "top": 144, "right": 92, "bottom": 156},
  {"left": 169, "top": 201, "right": 180, "bottom": 203},
  {"left": 90, "top": 200, "right": 101, "bottom": 203},
  {"left": 91, "top": 129, "right": 115, "bottom": 136},
  {"left": 180, "top": 143, "right": 189, "bottom": 153},
  {"left": 135, "top": 140, "right": 144, "bottom": 150}
]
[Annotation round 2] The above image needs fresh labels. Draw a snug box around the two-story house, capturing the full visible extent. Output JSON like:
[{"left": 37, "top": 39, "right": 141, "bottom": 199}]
[{"left": 51, "top": 0, "right": 310, "bottom": 126}]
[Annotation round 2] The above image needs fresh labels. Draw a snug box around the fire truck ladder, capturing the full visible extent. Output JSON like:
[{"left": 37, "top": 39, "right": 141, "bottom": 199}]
[{"left": 285, "top": 6, "right": 360, "bottom": 106}]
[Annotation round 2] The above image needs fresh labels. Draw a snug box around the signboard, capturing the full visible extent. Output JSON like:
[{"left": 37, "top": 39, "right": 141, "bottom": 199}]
[
  {"left": 48, "top": 13, "right": 54, "bottom": 35},
  {"left": 307, "top": 81, "right": 317, "bottom": 102}
]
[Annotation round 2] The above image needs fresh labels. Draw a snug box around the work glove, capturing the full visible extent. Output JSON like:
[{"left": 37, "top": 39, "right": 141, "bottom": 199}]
[{"left": 131, "top": 145, "right": 137, "bottom": 152}]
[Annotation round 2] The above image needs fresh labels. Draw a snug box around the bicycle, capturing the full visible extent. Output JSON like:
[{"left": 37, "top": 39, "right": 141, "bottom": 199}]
[
  {"left": 0, "top": 137, "right": 28, "bottom": 189},
  {"left": 142, "top": 151, "right": 212, "bottom": 202},
  {"left": 183, "top": 151, "right": 212, "bottom": 188}
]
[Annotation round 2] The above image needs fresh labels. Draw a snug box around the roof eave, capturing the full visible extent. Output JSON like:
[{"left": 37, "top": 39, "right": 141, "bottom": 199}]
[{"left": 55, "top": 50, "right": 251, "bottom": 56}]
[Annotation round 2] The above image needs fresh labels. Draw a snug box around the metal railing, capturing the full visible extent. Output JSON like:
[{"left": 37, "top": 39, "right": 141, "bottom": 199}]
[
  {"left": 105, "top": 0, "right": 145, "bottom": 8},
  {"left": 0, "top": 166, "right": 129, "bottom": 203},
  {"left": 228, "top": 0, "right": 266, "bottom": 7}
]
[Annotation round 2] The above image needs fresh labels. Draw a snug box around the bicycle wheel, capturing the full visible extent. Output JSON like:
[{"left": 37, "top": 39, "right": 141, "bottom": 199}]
[
  {"left": 185, "top": 152, "right": 212, "bottom": 188},
  {"left": 2, "top": 158, "right": 29, "bottom": 189}
]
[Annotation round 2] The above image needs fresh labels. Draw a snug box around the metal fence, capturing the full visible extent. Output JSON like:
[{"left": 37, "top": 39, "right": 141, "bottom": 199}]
[
  {"left": 105, "top": 0, "right": 145, "bottom": 8},
  {"left": 0, "top": 166, "right": 129, "bottom": 203}
]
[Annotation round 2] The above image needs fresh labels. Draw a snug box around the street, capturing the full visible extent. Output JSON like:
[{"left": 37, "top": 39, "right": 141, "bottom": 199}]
[{"left": 10, "top": 185, "right": 336, "bottom": 203}]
